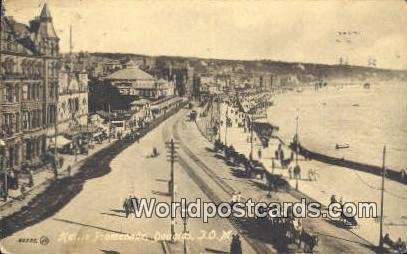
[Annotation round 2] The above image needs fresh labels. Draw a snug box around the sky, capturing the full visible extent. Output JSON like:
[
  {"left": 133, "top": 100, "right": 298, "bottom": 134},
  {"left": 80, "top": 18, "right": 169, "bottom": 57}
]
[{"left": 3, "top": 0, "right": 407, "bottom": 70}]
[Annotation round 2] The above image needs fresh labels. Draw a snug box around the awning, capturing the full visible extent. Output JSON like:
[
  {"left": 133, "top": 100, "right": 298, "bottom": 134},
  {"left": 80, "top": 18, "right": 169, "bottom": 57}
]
[
  {"left": 93, "top": 132, "right": 103, "bottom": 138},
  {"left": 131, "top": 98, "right": 151, "bottom": 106},
  {"left": 49, "top": 136, "right": 72, "bottom": 148},
  {"left": 151, "top": 97, "right": 182, "bottom": 110}
]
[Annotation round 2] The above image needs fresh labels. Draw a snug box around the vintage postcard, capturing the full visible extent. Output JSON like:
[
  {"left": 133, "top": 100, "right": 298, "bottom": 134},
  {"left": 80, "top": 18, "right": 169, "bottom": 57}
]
[{"left": 0, "top": 0, "right": 406, "bottom": 253}]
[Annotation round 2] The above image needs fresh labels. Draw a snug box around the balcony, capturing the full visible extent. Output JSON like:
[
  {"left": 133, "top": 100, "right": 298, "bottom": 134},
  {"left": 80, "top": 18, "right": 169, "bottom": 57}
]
[
  {"left": 0, "top": 127, "right": 23, "bottom": 141},
  {"left": 1, "top": 72, "right": 43, "bottom": 80}
]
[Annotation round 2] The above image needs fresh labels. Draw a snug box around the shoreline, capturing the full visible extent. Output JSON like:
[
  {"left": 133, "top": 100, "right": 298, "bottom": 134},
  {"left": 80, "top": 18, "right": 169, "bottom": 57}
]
[
  {"left": 290, "top": 143, "right": 406, "bottom": 185},
  {"left": 266, "top": 86, "right": 406, "bottom": 185}
]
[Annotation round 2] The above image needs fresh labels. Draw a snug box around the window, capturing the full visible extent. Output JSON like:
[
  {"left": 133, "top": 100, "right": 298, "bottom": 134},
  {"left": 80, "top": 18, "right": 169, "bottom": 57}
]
[
  {"left": 14, "top": 85, "right": 19, "bottom": 102},
  {"left": 25, "top": 141, "right": 31, "bottom": 161},
  {"left": 6, "top": 35, "right": 12, "bottom": 50},
  {"left": 4, "top": 114, "right": 13, "bottom": 135},
  {"left": 22, "top": 84, "right": 28, "bottom": 100},
  {"left": 4, "top": 59, "right": 12, "bottom": 74},
  {"left": 22, "top": 111, "right": 29, "bottom": 130},
  {"left": 15, "top": 113, "right": 20, "bottom": 133},
  {"left": 75, "top": 98, "right": 79, "bottom": 112},
  {"left": 21, "top": 61, "right": 26, "bottom": 75},
  {"left": 4, "top": 84, "right": 13, "bottom": 103},
  {"left": 61, "top": 102, "right": 66, "bottom": 112},
  {"left": 37, "top": 62, "right": 42, "bottom": 76},
  {"left": 30, "top": 84, "right": 35, "bottom": 100}
]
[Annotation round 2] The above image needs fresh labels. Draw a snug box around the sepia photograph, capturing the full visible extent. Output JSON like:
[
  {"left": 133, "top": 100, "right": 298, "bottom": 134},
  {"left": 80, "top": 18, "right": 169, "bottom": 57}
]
[{"left": 0, "top": 0, "right": 406, "bottom": 253}]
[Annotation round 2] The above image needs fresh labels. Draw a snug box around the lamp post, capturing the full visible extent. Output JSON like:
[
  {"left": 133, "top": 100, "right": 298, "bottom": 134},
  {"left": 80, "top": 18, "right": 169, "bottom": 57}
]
[
  {"left": 295, "top": 109, "right": 300, "bottom": 191},
  {"left": 182, "top": 210, "right": 189, "bottom": 254},
  {"left": 224, "top": 105, "right": 228, "bottom": 146},
  {"left": 0, "top": 140, "right": 7, "bottom": 201},
  {"left": 250, "top": 112, "right": 254, "bottom": 160},
  {"left": 378, "top": 145, "right": 386, "bottom": 252}
]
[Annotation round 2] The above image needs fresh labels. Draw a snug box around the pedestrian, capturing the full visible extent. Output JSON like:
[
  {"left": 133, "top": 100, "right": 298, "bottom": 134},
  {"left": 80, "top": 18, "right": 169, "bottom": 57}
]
[
  {"left": 288, "top": 166, "right": 293, "bottom": 179},
  {"left": 330, "top": 194, "right": 337, "bottom": 205},
  {"left": 230, "top": 234, "right": 242, "bottom": 254},
  {"left": 53, "top": 163, "right": 58, "bottom": 179},
  {"left": 0, "top": 183, "right": 5, "bottom": 201},
  {"left": 20, "top": 184, "right": 26, "bottom": 199},
  {"left": 308, "top": 169, "right": 313, "bottom": 181},
  {"left": 293, "top": 164, "right": 301, "bottom": 179},
  {"left": 28, "top": 169, "right": 34, "bottom": 187},
  {"left": 67, "top": 165, "right": 72, "bottom": 176},
  {"left": 280, "top": 149, "right": 285, "bottom": 161},
  {"left": 231, "top": 192, "right": 237, "bottom": 204},
  {"left": 258, "top": 148, "right": 262, "bottom": 160},
  {"left": 132, "top": 195, "right": 139, "bottom": 212}
]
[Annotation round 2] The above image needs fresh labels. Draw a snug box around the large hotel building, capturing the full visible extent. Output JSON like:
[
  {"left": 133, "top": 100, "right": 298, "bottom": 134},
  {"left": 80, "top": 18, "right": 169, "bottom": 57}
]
[{"left": 1, "top": 4, "right": 60, "bottom": 171}]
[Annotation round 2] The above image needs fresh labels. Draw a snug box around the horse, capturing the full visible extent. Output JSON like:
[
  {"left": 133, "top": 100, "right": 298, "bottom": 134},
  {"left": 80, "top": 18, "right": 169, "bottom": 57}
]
[
  {"left": 123, "top": 197, "right": 137, "bottom": 218},
  {"left": 293, "top": 165, "right": 301, "bottom": 179},
  {"left": 281, "top": 158, "right": 293, "bottom": 169},
  {"left": 299, "top": 229, "right": 319, "bottom": 253},
  {"left": 340, "top": 211, "right": 358, "bottom": 227},
  {"left": 287, "top": 218, "right": 303, "bottom": 244}
]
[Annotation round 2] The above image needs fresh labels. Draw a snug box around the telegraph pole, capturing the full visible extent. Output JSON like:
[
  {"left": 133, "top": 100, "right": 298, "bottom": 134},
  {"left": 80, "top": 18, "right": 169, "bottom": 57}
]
[
  {"left": 217, "top": 95, "right": 221, "bottom": 141},
  {"left": 0, "top": 142, "right": 7, "bottom": 201},
  {"left": 108, "top": 104, "right": 111, "bottom": 143},
  {"left": 295, "top": 109, "right": 299, "bottom": 166},
  {"left": 379, "top": 145, "right": 386, "bottom": 252},
  {"left": 224, "top": 105, "right": 228, "bottom": 146},
  {"left": 182, "top": 208, "right": 189, "bottom": 254},
  {"left": 295, "top": 109, "right": 299, "bottom": 190},
  {"left": 250, "top": 112, "right": 254, "bottom": 160},
  {"left": 166, "top": 139, "right": 178, "bottom": 243},
  {"left": 54, "top": 70, "right": 59, "bottom": 173},
  {"left": 210, "top": 96, "right": 214, "bottom": 141}
]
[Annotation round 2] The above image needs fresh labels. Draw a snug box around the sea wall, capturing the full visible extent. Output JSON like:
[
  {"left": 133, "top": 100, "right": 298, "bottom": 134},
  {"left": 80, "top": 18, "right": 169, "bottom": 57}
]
[{"left": 291, "top": 143, "right": 406, "bottom": 185}]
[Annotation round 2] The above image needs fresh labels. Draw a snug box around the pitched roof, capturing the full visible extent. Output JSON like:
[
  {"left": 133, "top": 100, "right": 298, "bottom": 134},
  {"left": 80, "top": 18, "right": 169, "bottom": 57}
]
[
  {"left": 36, "top": 20, "right": 58, "bottom": 39},
  {"left": 40, "top": 4, "right": 52, "bottom": 19},
  {"left": 105, "top": 66, "right": 155, "bottom": 81},
  {"left": 8, "top": 20, "right": 31, "bottom": 38}
]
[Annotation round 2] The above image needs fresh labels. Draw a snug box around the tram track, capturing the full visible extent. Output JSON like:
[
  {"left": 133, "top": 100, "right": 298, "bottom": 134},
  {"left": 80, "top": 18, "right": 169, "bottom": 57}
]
[{"left": 161, "top": 112, "right": 274, "bottom": 254}]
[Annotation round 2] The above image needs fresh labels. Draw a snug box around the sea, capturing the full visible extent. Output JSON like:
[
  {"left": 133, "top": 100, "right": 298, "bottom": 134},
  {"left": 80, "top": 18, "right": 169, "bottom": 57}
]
[{"left": 267, "top": 81, "right": 407, "bottom": 172}]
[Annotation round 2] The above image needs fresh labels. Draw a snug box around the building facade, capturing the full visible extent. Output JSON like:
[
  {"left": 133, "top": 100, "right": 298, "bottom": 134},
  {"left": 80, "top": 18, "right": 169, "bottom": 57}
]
[
  {"left": 0, "top": 4, "right": 59, "bottom": 170},
  {"left": 105, "top": 60, "right": 174, "bottom": 100},
  {"left": 57, "top": 64, "right": 88, "bottom": 135}
]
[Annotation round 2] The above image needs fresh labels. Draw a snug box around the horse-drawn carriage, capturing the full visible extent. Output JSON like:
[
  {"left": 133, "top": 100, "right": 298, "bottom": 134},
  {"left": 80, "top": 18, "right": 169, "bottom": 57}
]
[
  {"left": 244, "top": 160, "right": 266, "bottom": 179},
  {"left": 383, "top": 233, "right": 406, "bottom": 253},
  {"left": 256, "top": 212, "right": 319, "bottom": 253},
  {"left": 224, "top": 146, "right": 238, "bottom": 162},
  {"left": 329, "top": 197, "right": 358, "bottom": 228},
  {"left": 213, "top": 140, "right": 266, "bottom": 179},
  {"left": 214, "top": 139, "right": 226, "bottom": 152},
  {"left": 40, "top": 150, "right": 64, "bottom": 169},
  {"left": 189, "top": 110, "right": 197, "bottom": 121},
  {"left": 123, "top": 196, "right": 138, "bottom": 218}
]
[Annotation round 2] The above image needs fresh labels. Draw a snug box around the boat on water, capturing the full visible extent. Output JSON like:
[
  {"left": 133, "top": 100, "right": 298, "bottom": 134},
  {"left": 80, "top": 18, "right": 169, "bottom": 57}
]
[{"left": 336, "top": 143, "right": 350, "bottom": 149}]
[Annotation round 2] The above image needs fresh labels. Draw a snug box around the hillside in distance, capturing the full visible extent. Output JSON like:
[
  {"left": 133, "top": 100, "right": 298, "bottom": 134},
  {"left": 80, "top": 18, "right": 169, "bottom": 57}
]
[{"left": 79, "top": 51, "right": 407, "bottom": 82}]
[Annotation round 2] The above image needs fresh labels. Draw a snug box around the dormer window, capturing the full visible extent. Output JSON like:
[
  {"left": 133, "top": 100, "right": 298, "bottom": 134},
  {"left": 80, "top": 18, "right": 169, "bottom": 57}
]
[{"left": 6, "top": 35, "right": 12, "bottom": 51}]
